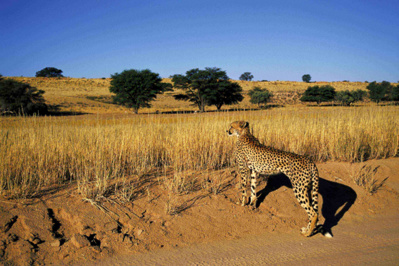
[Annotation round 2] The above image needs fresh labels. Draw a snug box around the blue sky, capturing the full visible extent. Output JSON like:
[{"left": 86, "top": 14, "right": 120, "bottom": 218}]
[{"left": 1, "top": 0, "right": 398, "bottom": 81}]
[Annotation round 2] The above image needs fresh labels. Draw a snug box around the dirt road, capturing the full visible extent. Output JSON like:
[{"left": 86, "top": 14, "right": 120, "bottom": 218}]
[{"left": 98, "top": 214, "right": 399, "bottom": 265}]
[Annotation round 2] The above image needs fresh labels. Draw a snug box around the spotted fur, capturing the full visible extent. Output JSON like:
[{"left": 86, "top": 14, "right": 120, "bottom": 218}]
[{"left": 227, "top": 121, "right": 320, "bottom": 237}]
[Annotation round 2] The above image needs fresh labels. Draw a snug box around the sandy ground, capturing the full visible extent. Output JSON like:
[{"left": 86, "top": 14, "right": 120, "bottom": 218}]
[
  {"left": 99, "top": 214, "right": 399, "bottom": 265},
  {"left": 1, "top": 158, "right": 399, "bottom": 265}
]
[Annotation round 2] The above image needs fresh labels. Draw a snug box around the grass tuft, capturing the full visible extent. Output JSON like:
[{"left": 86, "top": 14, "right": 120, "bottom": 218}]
[{"left": 350, "top": 165, "right": 389, "bottom": 195}]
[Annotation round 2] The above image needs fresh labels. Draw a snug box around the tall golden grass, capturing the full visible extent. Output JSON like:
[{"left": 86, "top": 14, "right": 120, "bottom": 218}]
[{"left": 1, "top": 106, "right": 398, "bottom": 199}]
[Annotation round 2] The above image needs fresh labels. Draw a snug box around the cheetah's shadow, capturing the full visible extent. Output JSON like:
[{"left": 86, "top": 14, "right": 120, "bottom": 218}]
[{"left": 257, "top": 173, "right": 357, "bottom": 236}]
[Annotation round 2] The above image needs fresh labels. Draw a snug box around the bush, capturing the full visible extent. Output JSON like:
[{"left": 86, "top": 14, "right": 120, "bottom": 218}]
[
  {"left": 0, "top": 79, "right": 48, "bottom": 115},
  {"left": 335, "top": 90, "right": 366, "bottom": 106},
  {"left": 248, "top": 87, "right": 272, "bottom": 107},
  {"left": 300, "top": 85, "right": 336, "bottom": 105}
]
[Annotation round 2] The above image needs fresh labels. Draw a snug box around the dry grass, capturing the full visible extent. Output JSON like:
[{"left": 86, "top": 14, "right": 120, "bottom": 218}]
[
  {"left": 1, "top": 105, "right": 398, "bottom": 199},
  {"left": 350, "top": 165, "right": 389, "bottom": 195}
]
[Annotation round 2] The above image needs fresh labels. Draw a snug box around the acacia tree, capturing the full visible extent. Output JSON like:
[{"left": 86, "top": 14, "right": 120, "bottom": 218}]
[
  {"left": 239, "top": 72, "right": 254, "bottom": 81},
  {"left": 300, "top": 85, "right": 336, "bottom": 105},
  {"left": 248, "top": 87, "right": 272, "bottom": 108},
  {"left": 302, "top": 74, "right": 311, "bottom": 83},
  {"left": 36, "top": 67, "right": 64, "bottom": 77},
  {"left": 0, "top": 78, "right": 48, "bottom": 115},
  {"left": 172, "top": 67, "right": 243, "bottom": 112},
  {"left": 110, "top": 69, "right": 172, "bottom": 114},
  {"left": 207, "top": 81, "right": 243, "bottom": 110}
]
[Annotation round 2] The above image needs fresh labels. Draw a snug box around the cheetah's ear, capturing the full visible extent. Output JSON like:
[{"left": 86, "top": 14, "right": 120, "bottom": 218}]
[{"left": 240, "top": 121, "right": 249, "bottom": 128}]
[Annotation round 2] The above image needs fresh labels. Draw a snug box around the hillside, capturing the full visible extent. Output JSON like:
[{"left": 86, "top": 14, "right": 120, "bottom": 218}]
[{"left": 7, "top": 77, "right": 373, "bottom": 114}]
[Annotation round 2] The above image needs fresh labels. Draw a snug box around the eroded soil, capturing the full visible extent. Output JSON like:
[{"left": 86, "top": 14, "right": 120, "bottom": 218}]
[{"left": 1, "top": 158, "right": 399, "bottom": 265}]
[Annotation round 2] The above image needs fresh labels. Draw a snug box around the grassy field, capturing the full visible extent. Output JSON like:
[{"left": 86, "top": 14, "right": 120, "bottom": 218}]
[
  {"left": 9, "top": 77, "right": 378, "bottom": 114},
  {"left": 1, "top": 104, "right": 398, "bottom": 199}
]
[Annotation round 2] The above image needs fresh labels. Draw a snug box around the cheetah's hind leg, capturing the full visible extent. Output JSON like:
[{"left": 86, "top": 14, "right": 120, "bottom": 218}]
[
  {"left": 295, "top": 186, "right": 319, "bottom": 237},
  {"left": 300, "top": 213, "right": 318, "bottom": 237}
]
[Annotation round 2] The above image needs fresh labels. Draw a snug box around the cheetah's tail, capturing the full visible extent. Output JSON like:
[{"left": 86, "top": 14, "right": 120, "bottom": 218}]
[{"left": 310, "top": 165, "right": 319, "bottom": 214}]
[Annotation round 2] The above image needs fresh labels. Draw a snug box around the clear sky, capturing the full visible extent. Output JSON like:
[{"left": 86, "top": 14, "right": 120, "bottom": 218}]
[{"left": 1, "top": 0, "right": 398, "bottom": 81}]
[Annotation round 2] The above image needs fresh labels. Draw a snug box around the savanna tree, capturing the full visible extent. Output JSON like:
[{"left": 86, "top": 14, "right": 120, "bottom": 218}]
[
  {"left": 0, "top": 78, "right": 48, "bottom": 115},
  {"left": 300, "top": 85, "right": 336, "bottom": 105},
  {"left": 110, "top": 69, "right": 172, "bottom": 114},
  {"left": 302, "top": 74, "right": 311, "bottom": 83},
  {"left": 36, "top": 67, "right": 64, "bottom": 78},
  {"left": 239, "top": 72, "right": 254, "bottom": 81},
  {"left": 172, "top": 67, "right": 243, "bottom": 112}
]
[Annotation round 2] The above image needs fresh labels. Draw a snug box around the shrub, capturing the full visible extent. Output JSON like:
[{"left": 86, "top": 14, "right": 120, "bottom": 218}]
[
  {"left": 248, "top": 87, "right": 272, "bottom": 108},
  {"left": 335, "top": 90, "right": 366, "bottom": 106}
]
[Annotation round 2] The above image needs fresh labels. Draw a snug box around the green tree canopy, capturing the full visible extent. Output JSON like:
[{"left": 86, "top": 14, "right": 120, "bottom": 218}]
[
  {"left": 36, "top": 67, "right": 64, "bottom": 78},
  {"left": 207, "top": 81, "right": 243, "bottom": 110},
  {"left": 172, "top": 67, "right": 243, "bottom": 112},
  {"left": 109, "top": 69, "right": 172, "bottom": 114},
  {"left": 0, "top": 78, "right": 48, "bottom": 115},
  {"left": 300, "top": 85, "right": 336, "bottom": 105},
  {"left": 248, "top": 87, "right": 272, "bottom": 108},
  {"left": 335, "top": 90, "right": 366, "bottom": 106},
  {"left": 302, "top": 74, "right": 311, "bottom": 83},
  {"left": 239, "top": 72, "right": 254, "bottom": 81},
  {"left": 366, "top": 81, "right": 393, "bottom": 104},
  {"left": 390, "top": 85, "right": 399, "bottom": 101}
]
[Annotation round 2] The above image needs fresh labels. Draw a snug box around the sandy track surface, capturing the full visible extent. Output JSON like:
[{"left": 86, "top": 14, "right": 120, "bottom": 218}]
[{"left": 100, "top": 214, "right": 399, "bottom": 265}]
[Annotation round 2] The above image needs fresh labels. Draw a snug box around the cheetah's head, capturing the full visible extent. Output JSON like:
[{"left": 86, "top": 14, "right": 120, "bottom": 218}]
[{"left": 227, "top": 121, "right": 249, "bottom": 137}]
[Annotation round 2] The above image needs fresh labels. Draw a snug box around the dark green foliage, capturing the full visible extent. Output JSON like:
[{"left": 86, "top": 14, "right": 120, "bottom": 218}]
[
  {"left": 300, "top": 85, "right": 336, "bottom": 105},
  {"left": 0, "top": 78, "right": 48, "bottom": 115},
  {"left": 248, "top": 87, "right": 272, "bottom": 107},
  {"left": 109, "top": 69, "right": 172, "bottom": 114},
  {"left": 207, "top": 81, "right": 243, "bottom": 110},
  {"left": 302, "top": 74, "right": 311, "bottom": 83},
  {"left": 390, "top": 85, "right": 399, "bottom": 101},
  {"left": 239, "top": 72, "right": 254, "bottom": 81},
  {"left": 172, "top": 67, "right": 243, "bottom": 112},
  {"left": 366, "top": 81, "right": 394, "bottom": 103},
  {"left": 335, "top": 90, "right": 366, "bottom": 106},
  {"left": 36, "top": 67, "right": 64, "bottom": 78}
]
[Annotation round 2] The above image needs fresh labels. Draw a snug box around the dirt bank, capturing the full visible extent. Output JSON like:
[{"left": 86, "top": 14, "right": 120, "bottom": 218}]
[{"left": 1, "top": 158, "right": 398, "bottom": 265}]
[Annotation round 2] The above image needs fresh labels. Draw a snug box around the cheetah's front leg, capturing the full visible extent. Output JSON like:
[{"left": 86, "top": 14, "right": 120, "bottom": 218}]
[
  {"left": 237, "top": 160, "right": 250, "bottom": 206},
  {"left": 250, "top": 170, "right": 258, "bottom": 208}
]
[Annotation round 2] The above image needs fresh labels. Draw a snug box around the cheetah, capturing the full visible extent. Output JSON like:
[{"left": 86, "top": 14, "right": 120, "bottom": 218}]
[{"left": 227, "top": 121, "right": 322, "bottom": 237}]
